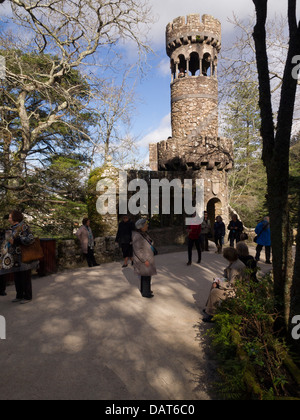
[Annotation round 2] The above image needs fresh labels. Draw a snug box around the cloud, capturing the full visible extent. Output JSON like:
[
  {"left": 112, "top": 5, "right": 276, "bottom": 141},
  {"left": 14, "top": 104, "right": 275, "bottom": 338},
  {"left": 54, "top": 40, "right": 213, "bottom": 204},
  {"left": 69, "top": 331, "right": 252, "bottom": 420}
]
[
  {"left": 138, "top": 113, "right": 171, "bottom": 147},
  {"left": 157, "top": 58, "right": 170, "bottom": 77},
  {"left": 145, "top": 0, "right": 292, "bottom": 48}
]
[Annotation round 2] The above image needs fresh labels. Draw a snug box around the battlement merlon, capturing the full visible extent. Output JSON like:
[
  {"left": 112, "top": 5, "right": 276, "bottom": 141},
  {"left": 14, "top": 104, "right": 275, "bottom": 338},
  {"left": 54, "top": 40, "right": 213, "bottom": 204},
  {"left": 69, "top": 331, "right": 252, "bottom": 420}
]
[
  {"left": 166, "top": 14, "right": 221, "bottom": 55},
  {"left": 149, "top": 136, "right": 234, "bottom": 172}
]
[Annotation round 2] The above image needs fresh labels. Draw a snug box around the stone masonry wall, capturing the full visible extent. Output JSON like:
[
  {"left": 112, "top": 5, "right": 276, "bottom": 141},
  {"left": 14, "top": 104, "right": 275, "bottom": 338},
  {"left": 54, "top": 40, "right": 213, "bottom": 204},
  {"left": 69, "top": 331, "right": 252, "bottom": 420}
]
[
  {"left": 152, "top": 135, "right": 233, "bottom": 171},
  {"left": 56, "top": 228, "right": 188, "bottom": 271},
  {"left": 171, "top": 76, "right": 218, "bottom": 138},
  {"left": 57, "top": 236, "right": 120, "bottom": 271}
]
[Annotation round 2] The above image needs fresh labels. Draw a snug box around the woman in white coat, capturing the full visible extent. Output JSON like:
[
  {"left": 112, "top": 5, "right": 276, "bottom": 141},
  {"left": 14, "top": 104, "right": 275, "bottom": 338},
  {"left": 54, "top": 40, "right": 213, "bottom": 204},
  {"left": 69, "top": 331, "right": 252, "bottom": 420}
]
[{"left": 132, "top": 219, "right": 157, "bottom": 298}]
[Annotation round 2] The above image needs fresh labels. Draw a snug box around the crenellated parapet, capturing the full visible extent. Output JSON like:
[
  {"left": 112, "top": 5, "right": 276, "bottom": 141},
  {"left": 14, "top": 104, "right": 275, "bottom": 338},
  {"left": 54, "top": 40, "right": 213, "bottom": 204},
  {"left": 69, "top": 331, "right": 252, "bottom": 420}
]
[
  {"left": 150, "top": 136, "right": 234, "bottom": 172},
  {"left": 166, "top": 14, "right": 221, "bottom": 58}
]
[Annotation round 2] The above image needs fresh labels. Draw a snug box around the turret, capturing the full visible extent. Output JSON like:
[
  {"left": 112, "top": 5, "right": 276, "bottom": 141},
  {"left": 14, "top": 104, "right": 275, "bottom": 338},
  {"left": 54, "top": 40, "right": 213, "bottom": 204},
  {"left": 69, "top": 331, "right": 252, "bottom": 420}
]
[{"left": 166, "top": 14, "right": 221, "bottom": 139}]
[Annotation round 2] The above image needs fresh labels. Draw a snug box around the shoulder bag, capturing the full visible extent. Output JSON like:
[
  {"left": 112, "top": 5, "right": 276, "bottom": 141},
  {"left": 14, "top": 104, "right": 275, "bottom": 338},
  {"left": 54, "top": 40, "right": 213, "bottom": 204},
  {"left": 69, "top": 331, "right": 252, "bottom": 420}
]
[
  {"left": 21, "top": 238, "right": 44, "bottom": 263},
  {"left": 254, "top": 223, "right": 269, "bottom": 243}
]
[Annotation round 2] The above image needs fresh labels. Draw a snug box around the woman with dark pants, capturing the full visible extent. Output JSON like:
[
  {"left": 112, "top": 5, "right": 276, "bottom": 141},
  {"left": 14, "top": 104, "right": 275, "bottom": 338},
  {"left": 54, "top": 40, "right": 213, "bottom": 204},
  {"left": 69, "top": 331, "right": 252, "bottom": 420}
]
[
  {"left": 0, "top": 275, "right": 6, "bottom": 296},
  {"left": 227, "top": 214, "right": 243, "bottom": 247},
  {"left": 0, "top": 211, "right": 37, "bottom": 303},
  {"left": 186, "top": 222, "right": 202, "bottom": 265},
  {"left": 214, "top": 215, "right": 226, "bottom": 254},
  {"left": 76, "top": 218, "right": 99, "bottom": 267},
  {"left": 115, "top": 215, "right": 135, "bottom": 267},
  {"left": 255, "top": 216, "right": 272, "bottom": 264},
  {"left": 132, "top": 219, "right": 157, "bottom": 298}
]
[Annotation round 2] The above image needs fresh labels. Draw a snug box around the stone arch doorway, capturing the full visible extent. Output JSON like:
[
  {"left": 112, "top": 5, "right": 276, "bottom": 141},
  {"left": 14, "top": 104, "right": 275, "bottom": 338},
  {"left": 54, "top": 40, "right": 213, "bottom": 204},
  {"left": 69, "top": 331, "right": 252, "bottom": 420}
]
[{"left": 207, "top": 198, "right": 222, "bottom": 234}]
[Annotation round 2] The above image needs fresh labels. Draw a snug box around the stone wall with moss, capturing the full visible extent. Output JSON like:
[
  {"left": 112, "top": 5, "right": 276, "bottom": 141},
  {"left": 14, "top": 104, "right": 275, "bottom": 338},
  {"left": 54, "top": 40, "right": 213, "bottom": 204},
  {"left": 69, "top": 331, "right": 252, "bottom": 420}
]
[
  {"left": 87, "top": 162, "right": 119, "bottom": 237},
  {"left": 57, "top": 236, "right": 121, "bottom": 270}
]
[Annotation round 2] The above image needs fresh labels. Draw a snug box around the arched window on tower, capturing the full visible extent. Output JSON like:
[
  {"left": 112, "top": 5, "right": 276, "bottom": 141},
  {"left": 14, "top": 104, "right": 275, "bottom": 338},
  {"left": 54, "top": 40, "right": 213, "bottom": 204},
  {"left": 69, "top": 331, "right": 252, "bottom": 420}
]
[
  {"left": 178, "top": 55, "right": 186, "bottom": 78},
  {"left": 189, "top": 52, "right": 200, "bottom": 76},
  {"left": 202, "top": 53, "right": 211, "bottom": 76}
]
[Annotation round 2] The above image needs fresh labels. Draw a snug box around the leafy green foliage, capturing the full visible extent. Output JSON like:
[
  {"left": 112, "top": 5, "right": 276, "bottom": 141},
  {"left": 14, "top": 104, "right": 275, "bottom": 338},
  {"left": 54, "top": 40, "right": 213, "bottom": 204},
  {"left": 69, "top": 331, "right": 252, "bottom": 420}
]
[
  {"left": 86, "top": 166, "right": 106, "bottom": 237},
  {"left": 207, "top": 276, "right": 298, "bottom": 400},
  {"left": 0, "top": 50, "right": 95, "bottom": 233},
  {"left": 25, "top": 155, "right": 88, "bottom": 238}
]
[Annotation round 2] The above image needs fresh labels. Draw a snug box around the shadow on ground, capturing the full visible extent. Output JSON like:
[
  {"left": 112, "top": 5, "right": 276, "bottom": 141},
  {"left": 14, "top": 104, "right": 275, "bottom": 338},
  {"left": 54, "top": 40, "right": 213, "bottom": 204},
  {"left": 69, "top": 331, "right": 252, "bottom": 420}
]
[{"left": 0, "top": 243, "right": 271, "bottom": 400}]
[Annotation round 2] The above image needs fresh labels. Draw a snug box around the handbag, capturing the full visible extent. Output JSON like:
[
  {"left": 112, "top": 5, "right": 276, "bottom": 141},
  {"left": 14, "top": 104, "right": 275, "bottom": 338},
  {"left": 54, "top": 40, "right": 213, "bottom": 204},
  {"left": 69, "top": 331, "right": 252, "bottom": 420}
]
[
  {"left": 20, "top": 238, "right": 44, "bottom": 263},
  {"left": 254, "top": 222, "right": 269, "bottom": 244},
  {"left": 140, "top": 232, "right": 158, "bottom": 256},
  {"left": 151, "top": 245, "right": 158, "bottom": 256}
]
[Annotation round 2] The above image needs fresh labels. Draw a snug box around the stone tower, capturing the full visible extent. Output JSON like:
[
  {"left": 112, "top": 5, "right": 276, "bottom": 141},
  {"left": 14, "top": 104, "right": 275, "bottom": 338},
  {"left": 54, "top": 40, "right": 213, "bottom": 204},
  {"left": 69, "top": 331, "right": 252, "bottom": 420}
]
[
  {"left": 167, "top": 14, "right": 221, "bottom": 140},
  {"left": 149, "top": 14, "right": 234, "bottom": 226}
]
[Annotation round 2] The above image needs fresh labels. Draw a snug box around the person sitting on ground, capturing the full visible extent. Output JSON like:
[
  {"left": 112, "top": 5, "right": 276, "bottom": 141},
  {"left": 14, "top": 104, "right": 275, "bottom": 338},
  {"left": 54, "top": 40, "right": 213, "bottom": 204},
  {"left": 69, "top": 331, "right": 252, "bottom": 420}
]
[
  {"left": 203, "top": 247, "right": 246, "bottom": 323},
  {"left": 236, "top": 241, "right": 258, "bottom": 283}
]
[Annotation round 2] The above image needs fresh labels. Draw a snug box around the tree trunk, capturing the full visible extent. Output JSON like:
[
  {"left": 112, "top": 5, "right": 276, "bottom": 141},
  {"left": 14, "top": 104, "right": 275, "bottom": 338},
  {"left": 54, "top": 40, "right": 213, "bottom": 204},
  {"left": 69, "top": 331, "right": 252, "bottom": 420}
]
[
  {"left": 290, "top": 200, "right": 300, "bottom": 351},
  {"left": 252, "top": 0, "right": 300, "bottom": 332}
]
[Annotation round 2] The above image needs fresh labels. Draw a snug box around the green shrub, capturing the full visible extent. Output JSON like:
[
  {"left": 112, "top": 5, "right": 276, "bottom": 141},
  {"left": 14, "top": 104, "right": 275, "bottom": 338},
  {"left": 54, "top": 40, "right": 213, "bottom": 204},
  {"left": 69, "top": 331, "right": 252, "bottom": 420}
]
[{"left": 207, "top": 275, "right": 298, "bottom": 400}]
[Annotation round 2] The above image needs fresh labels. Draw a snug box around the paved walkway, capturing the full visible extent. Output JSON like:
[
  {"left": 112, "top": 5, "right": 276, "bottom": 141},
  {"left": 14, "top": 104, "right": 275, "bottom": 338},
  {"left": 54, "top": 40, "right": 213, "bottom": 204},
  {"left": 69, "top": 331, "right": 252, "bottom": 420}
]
[{"left": 0, "top": 244, "right": 271, "bottom": 400}]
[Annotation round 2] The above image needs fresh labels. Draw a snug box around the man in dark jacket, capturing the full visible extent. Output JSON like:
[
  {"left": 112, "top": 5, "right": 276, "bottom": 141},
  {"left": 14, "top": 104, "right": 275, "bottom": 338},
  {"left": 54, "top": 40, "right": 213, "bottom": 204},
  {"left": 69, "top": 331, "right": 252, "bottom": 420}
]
[
  {"left": 227, "top": 214, "right": 244, "bottom": 247},
  {"left": 115, "top": 215, "right": 135, "bottom": 268},
  {"left": 214, "top": 216, "right": 226, "bottom": 254}
]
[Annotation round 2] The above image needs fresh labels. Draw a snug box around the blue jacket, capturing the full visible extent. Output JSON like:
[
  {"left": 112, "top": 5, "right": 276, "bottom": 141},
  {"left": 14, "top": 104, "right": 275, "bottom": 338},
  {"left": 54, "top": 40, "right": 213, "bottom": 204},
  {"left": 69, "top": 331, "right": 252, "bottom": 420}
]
[{"left": 255, "top": 221, "right": 271, "bottom": 246}]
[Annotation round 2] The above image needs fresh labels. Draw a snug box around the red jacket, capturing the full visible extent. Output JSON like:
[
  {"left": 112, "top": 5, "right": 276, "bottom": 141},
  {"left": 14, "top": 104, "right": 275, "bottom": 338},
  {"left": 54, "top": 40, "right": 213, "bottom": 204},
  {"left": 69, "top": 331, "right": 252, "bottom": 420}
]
[{"left": 188, "top": 224, "right": 201, "bottom": 240}]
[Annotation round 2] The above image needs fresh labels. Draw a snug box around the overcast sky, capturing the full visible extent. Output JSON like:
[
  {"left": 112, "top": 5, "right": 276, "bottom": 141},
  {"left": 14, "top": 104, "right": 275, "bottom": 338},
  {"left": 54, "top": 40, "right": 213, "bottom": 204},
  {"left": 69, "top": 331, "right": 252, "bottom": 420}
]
[{"left": 132, "top": 0, "right": 299, "bottom": 164}]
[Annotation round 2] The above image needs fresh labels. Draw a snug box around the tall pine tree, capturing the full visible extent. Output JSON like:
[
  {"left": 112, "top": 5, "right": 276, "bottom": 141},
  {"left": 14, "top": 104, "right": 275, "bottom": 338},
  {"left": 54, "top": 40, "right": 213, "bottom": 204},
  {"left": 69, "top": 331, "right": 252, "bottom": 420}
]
[{"left": 222, "top": 79, "right": 267, "bottom": 227}]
